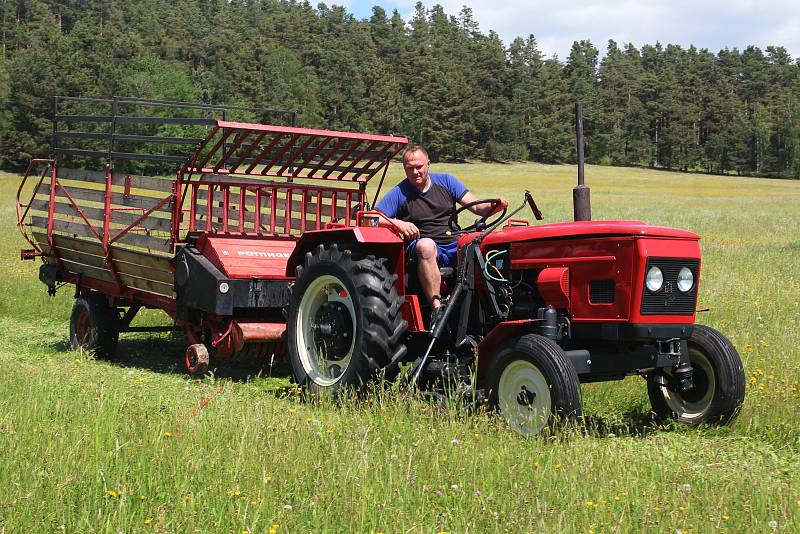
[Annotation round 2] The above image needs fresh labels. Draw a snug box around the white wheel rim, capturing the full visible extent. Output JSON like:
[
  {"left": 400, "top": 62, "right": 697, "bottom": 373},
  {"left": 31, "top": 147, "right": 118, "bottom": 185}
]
[
  {"left": 498, "top": 360, "right": 552, "bottom": 437},
  {"left": 660, "top": 347, "right": 716, "bottom": 421},
  {"left": 295, "top": 274, "right": 357, "bottom": 387}
]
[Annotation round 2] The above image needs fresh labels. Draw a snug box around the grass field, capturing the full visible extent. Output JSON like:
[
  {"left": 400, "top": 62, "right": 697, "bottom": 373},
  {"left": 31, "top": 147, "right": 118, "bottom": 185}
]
[{"left": 1, "top": 163, "right": 798, "bottom": 532}]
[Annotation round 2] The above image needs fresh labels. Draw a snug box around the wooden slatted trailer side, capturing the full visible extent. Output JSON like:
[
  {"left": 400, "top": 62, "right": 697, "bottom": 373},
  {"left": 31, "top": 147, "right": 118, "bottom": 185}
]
[{"left": 24, "top": 166, "right": 177, "bottom": 301}]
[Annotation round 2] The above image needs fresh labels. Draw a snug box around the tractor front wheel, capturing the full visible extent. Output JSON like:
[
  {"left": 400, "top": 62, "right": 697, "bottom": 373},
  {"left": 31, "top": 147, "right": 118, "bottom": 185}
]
[
  {"left": 69, "top": 292, "right": 119, "bottom": 359},
  {"left": 648, "top": 325, "right": 745, "bottom": 425},
  {"left": 486, "top": 334, "right": 582, "bottom": 437},
  {"left": 287, "top": 244, "right": 407, "bottom": 396}
]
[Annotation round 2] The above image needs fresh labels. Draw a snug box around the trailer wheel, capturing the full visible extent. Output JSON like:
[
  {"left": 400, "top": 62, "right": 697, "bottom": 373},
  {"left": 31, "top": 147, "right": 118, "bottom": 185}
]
[
  {"left": 185, "top": 343, "right": 210, "bottom": 377},
  {"left": 648, "top": 325, "right": 745, "bottom": 425},
  {"left": 486, "top": 334, "right": 582, "bottom": 437},
  {"left": 69, "top": 292, "right": 119, "bottom": 359},
  {"left": 288, "top": 244, "right": 407, "bottom": 395}
]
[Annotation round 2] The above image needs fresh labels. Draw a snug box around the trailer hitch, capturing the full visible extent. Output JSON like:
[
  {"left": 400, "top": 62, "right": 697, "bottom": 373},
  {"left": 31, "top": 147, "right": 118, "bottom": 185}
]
[{"left": 21, "top": 249, "right": 45, "bottom": 260}]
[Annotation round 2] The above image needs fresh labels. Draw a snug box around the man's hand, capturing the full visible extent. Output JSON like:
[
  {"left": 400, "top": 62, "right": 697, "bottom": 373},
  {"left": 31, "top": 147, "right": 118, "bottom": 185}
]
[
  {"left": 473, "top": 198, "right": 509, "bottom": 217},
  {"left": 459, "top": 192, "right": 509, "bottom": 217},
  {"left": 394, "top": 219, "right": 420, "bottom": 240},
  {"left": 490, "top": 198, "right": 509, "bottom": 215}
]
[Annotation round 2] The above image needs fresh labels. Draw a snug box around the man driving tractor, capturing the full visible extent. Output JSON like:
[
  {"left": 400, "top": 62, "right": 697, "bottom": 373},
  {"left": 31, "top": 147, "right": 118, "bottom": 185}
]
[{"left": 376, "top": 145, "right": 508, "bottom": 323}]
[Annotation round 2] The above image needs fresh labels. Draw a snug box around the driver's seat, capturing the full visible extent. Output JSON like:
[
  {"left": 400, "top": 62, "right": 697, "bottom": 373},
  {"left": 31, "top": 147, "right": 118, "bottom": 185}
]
[{"left": 438, "top": 266, "right": 456, "bottom": 282}]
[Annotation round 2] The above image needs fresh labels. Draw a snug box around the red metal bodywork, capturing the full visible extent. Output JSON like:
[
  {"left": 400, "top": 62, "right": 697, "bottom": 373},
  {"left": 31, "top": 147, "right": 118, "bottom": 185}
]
[
  {"left": 473, "top": 222, "right": 701, "bottom": 373},
  {"left": 474, "top": 220, "right": 701, "bottom": 325},
  {"left": 286, "top": 226, "right": 405, "bottom": 283},
  {"left": 197, "top": 235, "right": 296, "bottom": 279},
  {"left": 537, "top": 267, "right": 571, "bottom": 309}
]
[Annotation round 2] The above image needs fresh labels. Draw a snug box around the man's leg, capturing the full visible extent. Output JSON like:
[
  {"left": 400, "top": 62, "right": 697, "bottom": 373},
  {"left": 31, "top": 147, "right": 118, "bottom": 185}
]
[{"left": 414, "top": 238, "right": 442, "bottom": 309}]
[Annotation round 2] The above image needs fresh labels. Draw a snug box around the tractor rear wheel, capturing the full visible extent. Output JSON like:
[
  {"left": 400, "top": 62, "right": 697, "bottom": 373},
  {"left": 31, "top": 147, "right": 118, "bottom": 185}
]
[
  {"left": 648, "top": 325, "right": 745, "bottom": 425},
  {"left": 486, "top": 334, "right": 582, "bottom": 437},
  {"left": 287, "top": 244, "right": 407, "bottom": 396},
  {"left": 69, "top": 292, "right": 119, "bottom": 359}
]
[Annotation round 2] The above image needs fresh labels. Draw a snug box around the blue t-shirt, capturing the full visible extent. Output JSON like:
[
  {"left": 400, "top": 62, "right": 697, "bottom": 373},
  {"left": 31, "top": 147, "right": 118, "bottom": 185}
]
[{"left": 376, "top": 173, "right": 468, "bottom": 244}]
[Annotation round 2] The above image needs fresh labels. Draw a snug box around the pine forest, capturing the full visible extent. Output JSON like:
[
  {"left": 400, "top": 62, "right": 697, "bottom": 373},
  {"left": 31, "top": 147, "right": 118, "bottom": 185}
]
[{"left": 1, "top": 0, "right": 799, "bottom": 178}]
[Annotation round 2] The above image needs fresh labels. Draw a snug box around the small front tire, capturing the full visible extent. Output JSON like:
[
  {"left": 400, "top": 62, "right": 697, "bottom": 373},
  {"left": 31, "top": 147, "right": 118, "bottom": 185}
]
[
  {"left": 648, "top": 325, "right": 745, "bottom": 425},
  {"left": 486, "top": 334, "right": 582, "bottom": 437}
]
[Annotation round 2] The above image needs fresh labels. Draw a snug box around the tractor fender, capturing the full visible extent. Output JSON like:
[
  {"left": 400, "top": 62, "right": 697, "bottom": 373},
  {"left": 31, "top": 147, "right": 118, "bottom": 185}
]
[
  {"left": 476, "top": 320, "right": 539, "bottom": 383},
  {"left": 286, "top": 227, "right": 406, "bottom": 289}
]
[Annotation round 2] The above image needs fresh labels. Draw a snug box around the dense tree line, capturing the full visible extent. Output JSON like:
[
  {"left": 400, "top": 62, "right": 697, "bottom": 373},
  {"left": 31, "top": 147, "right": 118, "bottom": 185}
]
[{"left": 1, "top": 0, "right": 798, "bottom": 178}]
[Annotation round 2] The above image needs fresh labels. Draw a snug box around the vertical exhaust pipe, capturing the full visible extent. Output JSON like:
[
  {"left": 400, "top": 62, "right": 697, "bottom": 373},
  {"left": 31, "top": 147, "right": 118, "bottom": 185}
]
[{"left": 573, "top": 102, "right": 591, "bottom": 221}]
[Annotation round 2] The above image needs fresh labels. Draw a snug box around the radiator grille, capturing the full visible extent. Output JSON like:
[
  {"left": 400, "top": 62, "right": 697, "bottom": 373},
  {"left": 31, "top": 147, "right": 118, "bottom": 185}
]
[
  {"left": 640, "top": 258, "right": 699, "bottom": 315},
  {"left": 589, "top": 280, "right": 615, "bottom": 304}
]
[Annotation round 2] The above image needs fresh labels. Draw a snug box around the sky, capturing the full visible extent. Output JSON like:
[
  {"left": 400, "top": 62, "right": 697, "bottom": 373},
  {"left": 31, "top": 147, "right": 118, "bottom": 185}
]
[{"left": 341, "top": 0, "right": 800, "bottom": 61}]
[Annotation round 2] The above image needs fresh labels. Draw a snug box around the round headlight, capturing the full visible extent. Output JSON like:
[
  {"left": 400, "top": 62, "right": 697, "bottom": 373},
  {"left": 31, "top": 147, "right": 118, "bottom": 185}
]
[
  {"left": 645, "top": 266, "right": 663, "bottom": 292},
  {"left": 677, "top": 267, "right": 694, "bottom": 292},
  {"left": 219, "top": 282, "right": 230, "bottom": 294}
]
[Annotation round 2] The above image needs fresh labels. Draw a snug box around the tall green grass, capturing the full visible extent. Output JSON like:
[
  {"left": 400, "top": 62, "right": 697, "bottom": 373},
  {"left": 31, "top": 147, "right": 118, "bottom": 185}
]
[{"left": 1, "top": 165, "right": 798, "bottom": 532}]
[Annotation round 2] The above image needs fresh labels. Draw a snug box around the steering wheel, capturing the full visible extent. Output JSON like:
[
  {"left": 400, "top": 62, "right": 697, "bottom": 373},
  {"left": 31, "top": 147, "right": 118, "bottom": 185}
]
[{"left": 448, "top": 198, "right": 507, "bottom": 234}]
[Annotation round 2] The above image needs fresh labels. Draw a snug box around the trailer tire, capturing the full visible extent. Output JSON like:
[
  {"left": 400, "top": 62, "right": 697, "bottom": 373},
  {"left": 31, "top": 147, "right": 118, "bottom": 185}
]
[
  {"left": 69, "top": 292, "right": 119, "bottom": 359},
  {"left": 648, "top": 324, "right": 745, "bottom": 425},
  {"left": 486, "top": 334, "right": 582, "bottom": 437},
  {"left": 185, "top": 343, "right": 210, "bottom": 377},
  {"left": 288, "top": 244, "right": 407, "bottom": 396}
]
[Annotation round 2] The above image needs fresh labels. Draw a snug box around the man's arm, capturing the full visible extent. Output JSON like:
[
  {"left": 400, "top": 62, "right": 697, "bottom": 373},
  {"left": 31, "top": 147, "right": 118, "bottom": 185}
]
[
  {"left": 377, "top": 214, "right": 420, "bottom": 240},
  {"left": 374, "top": 184, "right": 421, "bottom": 241},
  {"left": 458, "top": 191, "right": 509, "bottom": 216}
]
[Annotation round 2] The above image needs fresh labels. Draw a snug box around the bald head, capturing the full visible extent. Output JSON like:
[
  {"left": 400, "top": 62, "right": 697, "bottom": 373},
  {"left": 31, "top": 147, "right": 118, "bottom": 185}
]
[{"left": 403, "top": 145, "right": 429, "bottom": 163}]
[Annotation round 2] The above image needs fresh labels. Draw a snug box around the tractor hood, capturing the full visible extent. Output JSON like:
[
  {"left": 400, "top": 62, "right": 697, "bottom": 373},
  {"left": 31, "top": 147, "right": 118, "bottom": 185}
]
[{"left": 478, "top": 220, "right": 699, "bottom": 247}]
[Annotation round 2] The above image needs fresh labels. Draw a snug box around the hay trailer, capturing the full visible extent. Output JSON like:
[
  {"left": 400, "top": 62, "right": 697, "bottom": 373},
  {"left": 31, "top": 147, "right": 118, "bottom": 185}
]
[{"left": 16, "top": 96, "right": 406, "bottom": 374}]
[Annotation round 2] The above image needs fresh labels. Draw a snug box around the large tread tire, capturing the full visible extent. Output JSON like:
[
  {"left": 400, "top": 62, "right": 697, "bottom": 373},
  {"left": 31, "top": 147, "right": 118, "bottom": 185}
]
[
  {"left": 648, "top": 324, "right": 745, "bottom": 425},
  {"left": 287, "top": 244, "right": 407, "bottom": 395},
  {"left": 69, "top": 292, "right": 119, "bottom": 359},
  {"left": 486, "top": 334, "right": 582, "bottom": 437}
]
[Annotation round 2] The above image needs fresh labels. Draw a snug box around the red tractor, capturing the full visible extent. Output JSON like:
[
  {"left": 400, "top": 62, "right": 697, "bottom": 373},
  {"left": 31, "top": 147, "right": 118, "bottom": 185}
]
[{"left": 18, "top": 97, "right": 745, "bottom": 436}]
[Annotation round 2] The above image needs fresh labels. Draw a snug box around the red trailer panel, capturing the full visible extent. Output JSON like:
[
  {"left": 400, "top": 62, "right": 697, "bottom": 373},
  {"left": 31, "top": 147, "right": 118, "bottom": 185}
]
[{"left": 197, "top": 236, "right": 295, "bottom": 279}]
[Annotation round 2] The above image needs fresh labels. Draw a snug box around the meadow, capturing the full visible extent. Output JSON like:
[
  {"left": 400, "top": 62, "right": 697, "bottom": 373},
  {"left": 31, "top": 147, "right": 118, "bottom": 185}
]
[{"left": 0, "top": 163, "right": 798, "bottom": 532}]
